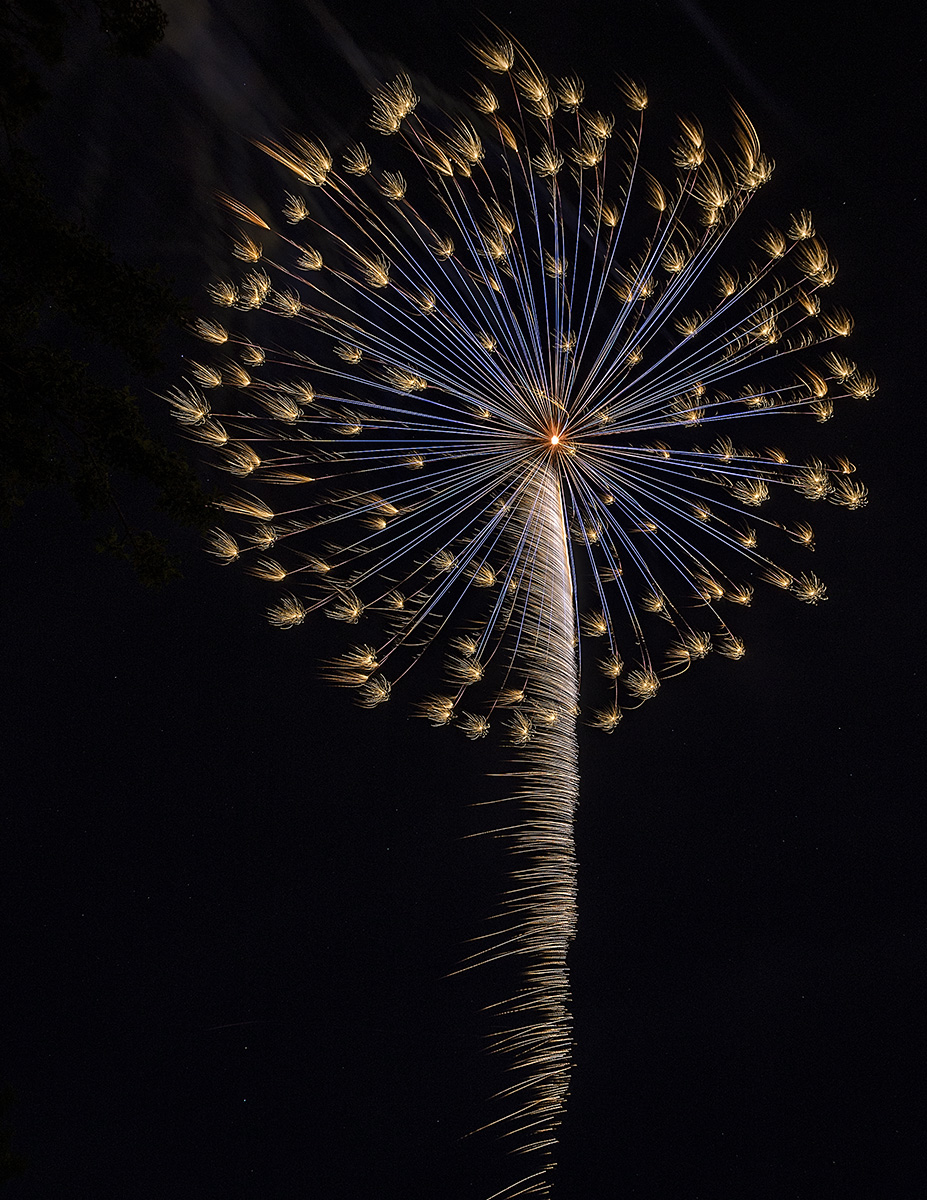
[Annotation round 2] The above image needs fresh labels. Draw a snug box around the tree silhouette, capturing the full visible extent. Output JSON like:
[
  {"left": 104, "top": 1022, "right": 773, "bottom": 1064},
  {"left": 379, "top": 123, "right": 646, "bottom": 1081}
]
[{"left": 0, "top": 0, "right": 212, "bottom": 585}]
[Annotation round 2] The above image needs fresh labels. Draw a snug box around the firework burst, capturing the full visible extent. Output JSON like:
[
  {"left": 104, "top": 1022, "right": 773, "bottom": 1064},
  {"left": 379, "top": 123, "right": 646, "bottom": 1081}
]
[{"left": 168, "top": 30, "right": 873, "bottom": 1198}]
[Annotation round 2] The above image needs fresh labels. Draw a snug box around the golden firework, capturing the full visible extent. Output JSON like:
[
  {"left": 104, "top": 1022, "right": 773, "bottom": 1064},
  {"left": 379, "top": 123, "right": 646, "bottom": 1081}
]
[{"left": 169, "top": 29, "right": 874, "bottom": 1200}]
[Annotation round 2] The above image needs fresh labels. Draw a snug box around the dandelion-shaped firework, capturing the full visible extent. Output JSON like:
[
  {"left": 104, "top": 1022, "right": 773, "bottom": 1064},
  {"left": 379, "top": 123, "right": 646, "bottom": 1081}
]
[{"left": 169, "top": 31, "right": 873, "bottom": 1199}]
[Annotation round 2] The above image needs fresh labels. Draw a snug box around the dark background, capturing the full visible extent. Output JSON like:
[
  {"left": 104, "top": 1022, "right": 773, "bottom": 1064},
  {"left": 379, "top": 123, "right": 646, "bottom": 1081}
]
[{"left": 4, "top": 1, "right": 923, "bottom": 1196}]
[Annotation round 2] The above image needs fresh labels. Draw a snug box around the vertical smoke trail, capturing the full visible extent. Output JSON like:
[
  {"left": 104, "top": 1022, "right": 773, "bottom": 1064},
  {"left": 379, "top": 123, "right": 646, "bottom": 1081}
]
[{"left": 464, "top": 466, "right": 580, "bottom": 1197}]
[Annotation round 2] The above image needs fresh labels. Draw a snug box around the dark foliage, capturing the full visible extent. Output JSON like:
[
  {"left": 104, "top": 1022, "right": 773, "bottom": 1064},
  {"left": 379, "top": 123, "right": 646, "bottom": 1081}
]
[{"left": 0, "top": 0, "right": 214, "bottom": 586}]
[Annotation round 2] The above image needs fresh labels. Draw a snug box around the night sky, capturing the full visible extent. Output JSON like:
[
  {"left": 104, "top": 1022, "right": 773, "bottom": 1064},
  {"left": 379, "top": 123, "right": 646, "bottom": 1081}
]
[{"left": 4, "top": 1, "right": 924, "bottom": 1197}]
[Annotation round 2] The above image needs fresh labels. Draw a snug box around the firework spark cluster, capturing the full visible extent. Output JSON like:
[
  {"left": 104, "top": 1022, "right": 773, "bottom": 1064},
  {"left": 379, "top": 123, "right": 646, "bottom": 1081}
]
[{"left": 168, "top": 30, "right": 873, "bottom": 1197}]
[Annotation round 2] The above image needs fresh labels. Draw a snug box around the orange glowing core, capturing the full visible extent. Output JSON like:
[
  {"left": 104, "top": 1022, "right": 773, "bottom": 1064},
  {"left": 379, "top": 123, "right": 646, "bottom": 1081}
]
[{"left": 550, "top": 433, "right": 560, "bottom": 446}]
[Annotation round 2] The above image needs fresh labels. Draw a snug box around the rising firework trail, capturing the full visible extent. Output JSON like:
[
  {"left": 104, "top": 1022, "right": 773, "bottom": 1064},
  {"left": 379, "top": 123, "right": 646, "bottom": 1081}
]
[{"left": 167, "top": 29, "right": 874, "bottom": 1198}]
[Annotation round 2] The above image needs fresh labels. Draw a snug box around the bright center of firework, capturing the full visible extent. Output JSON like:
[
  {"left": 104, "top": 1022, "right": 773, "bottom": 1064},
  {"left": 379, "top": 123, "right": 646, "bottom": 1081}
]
[{"left": 550, "top": 433, "right": 560, "bottom": 446}]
